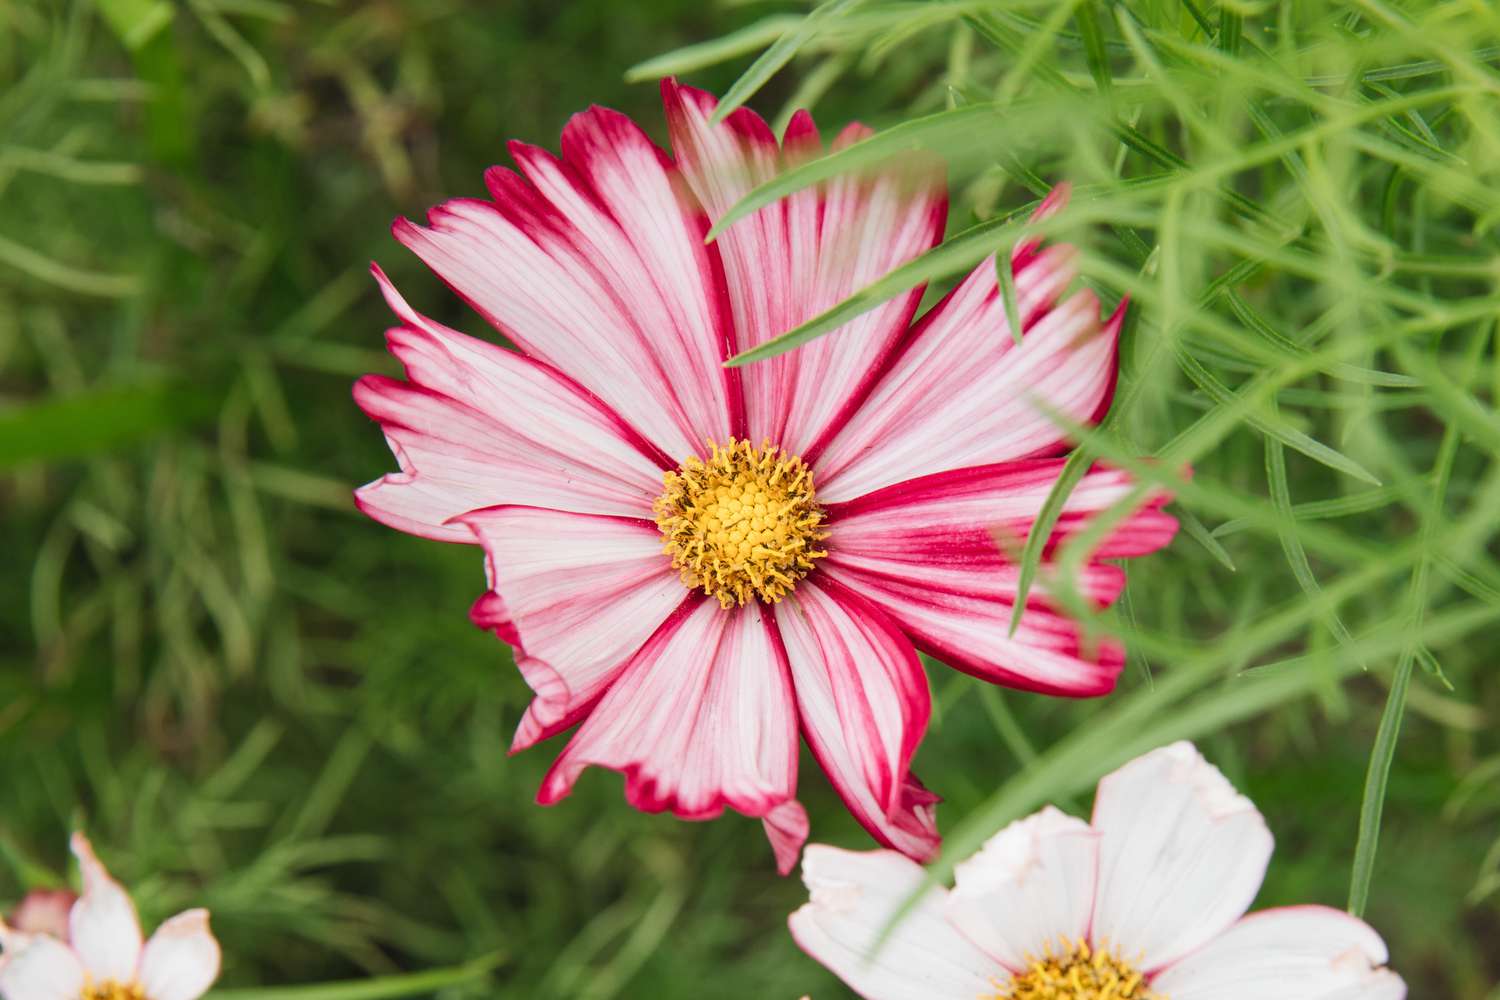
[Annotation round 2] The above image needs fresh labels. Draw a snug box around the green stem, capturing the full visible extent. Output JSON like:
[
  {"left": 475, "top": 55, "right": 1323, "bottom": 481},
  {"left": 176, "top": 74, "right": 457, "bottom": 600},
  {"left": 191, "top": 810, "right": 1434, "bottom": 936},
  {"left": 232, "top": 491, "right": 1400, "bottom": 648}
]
[{"left": 210, "top": 952, "right": 507, "bottom": 1000}]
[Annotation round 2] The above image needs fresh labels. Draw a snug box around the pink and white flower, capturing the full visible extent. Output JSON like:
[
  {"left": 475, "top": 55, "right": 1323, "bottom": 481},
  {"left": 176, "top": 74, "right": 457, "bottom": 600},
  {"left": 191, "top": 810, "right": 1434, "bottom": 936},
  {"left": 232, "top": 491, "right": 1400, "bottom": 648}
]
[
  {"left": 790, "top": 741, "right": 1405, "bottom": 1000},
  {"left": 354, "top": 79, "right": 1179, "bottom": 871},
  {"left": 0, "top": 834, "right": 221, "bottom": 1000}
]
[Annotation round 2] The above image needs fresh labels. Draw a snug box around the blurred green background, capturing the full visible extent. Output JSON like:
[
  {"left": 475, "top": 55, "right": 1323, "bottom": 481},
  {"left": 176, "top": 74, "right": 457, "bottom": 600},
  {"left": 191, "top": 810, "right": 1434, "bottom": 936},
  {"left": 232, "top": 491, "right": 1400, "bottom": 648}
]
[{"left": 2, "top": 1, "right": 1499, "bottom": 997}]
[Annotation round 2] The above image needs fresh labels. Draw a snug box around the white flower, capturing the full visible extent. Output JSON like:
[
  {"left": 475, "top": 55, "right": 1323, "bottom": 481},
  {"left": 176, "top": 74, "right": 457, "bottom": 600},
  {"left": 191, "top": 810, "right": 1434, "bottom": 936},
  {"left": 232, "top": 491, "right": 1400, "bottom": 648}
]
[
  {"left": 790, "top": 742, "right": 1404, "bottom": 1000},
  {"left": 0, "top": 834, "right": 220, "bottom": 1000}
]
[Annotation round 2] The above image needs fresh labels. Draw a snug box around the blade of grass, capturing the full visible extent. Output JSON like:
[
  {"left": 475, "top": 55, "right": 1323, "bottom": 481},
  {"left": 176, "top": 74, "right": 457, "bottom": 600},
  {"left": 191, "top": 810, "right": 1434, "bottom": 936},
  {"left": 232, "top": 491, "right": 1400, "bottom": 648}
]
[
  {"left": 708, "top": 0, "right": 861, "bottom": 125},
  {"left": 208, "top": 952, "right": 507, "bottom": 1000},
  {"left": 0, "top": 381, "right": 218, "bottom": 468},
  {"left": 624, "top": 15, "right": 801, "bottom": 81}
]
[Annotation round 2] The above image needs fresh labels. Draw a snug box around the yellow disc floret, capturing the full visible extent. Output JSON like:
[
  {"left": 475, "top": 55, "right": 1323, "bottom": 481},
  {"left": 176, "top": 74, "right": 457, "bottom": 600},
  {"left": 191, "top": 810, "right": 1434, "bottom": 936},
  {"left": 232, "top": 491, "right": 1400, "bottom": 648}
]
[
  {"left": 995, "top": 938, "right": 1164, "bottom": 1000},
  {"left": 654, "top": 439, "right": 828, "bottom": 609},
  {"left": 81, "top": 980, "right": 145, "bottom": 1000}
]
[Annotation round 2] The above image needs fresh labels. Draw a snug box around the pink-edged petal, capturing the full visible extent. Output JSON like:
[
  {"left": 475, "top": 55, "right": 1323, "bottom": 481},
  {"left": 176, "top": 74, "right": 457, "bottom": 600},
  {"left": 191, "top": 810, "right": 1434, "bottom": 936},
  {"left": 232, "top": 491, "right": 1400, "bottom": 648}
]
[
  {"left": 1151, "top": 905, "right": 1404, "bottom": 1000},
  {"left": 137, "top": 910, "right": 221, "bottom": 1000},
  {"left": 763, "top": 799, "right": 812, "bottom": 876},
  {"left": 820, "top": 460, "right": 1177, "bottom": 696},
  {"left": 456, "top": 507, "right": 685, "bottom": 752},
  {"left": 814, "top": 229, "right": 1123, "bottom": 501},
  {"left": 0, "top": 934, "right": 85, "bottom": 1000},
  {"left": 68, "top": 833, "right": 142, "bottom": 983},
  {"left": 664, "top": 81, "right": 946, "bottom": 455},
  {"left": 538, "top": 601, "right": 800, "bottom": 838},
  {"left": 1090, "top": 742, "right": 1274, "bottom": 972},
  {"left": 7, "top": 891, "right": 75, "bottom": 941},
  {"left": 944, "top": 806, "right": 1099, "bottom": 972},
  {"left": 395, "top": 99, "right": 738, "bottom": 460},
  {"left": 354, "top": 270, "right": 668, "bottom": 541},
  {"left": 776, "top": 578, "right": 938, "bottom": 861},
  {"left": 788, "top": 846, "right": 998, "bottom": 1000}
]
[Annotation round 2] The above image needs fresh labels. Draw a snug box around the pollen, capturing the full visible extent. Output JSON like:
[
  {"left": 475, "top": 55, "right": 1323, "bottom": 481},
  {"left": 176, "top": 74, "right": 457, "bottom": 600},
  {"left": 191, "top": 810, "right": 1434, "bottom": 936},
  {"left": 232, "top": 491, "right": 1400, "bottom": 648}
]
[
  {"left": 81, "top": 980, "right": 145, "bottom": 1000},
  {"left": 654, "top": 439, "right": 828, "bottom": 609},
  {"left": 993, "top": 938, "right": 1164, "bottom": 1000}
]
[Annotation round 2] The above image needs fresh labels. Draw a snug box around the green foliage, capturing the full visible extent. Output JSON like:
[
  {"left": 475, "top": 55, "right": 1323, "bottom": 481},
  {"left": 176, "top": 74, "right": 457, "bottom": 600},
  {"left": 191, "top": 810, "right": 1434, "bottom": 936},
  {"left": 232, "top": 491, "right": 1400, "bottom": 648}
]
[{"left": 2, "top": 0, "right": 1498, "bottom": 997}]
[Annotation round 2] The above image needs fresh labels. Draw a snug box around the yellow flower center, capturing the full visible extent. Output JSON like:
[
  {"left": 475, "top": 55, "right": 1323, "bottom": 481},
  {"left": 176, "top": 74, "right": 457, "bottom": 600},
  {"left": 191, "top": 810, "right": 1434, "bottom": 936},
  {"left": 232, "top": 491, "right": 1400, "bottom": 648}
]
[
  {"left": 654, "top": 439, "right": 827, "bottom": 609},
  {"left": 995, "top": 939, "right": 1164, "bottom": 1000},
  {"left": 81, "top": 981, "right": 144, "bottom": 1000}
]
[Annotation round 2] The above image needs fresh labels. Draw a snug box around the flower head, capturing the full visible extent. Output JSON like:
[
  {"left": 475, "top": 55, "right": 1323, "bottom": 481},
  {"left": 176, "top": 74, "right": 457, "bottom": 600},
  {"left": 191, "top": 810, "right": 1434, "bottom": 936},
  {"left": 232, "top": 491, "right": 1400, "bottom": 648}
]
[
  {"left": 789, "top": 742, "right": 1406, "bottom": 1000},
  {"left": 354, "top": 79, "right": 1179, "bottom": 870},
  {"left": 0, "top": 834, "right": 221, "bottom": 1000}
]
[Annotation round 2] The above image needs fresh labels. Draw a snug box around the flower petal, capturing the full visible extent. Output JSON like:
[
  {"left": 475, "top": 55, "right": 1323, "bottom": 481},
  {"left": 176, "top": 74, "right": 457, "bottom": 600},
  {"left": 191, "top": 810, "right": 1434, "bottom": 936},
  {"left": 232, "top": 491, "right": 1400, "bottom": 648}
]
[
  {"left": 663, "top": 81, "right": 946, "bottom": 454},
  {"left": 788, "top": 846, "right": 998, "bottom": 1000},
  {"left": 0, "top": 934, "right": 85, "bottom": 1000},
  {"left": 1151, "top": 905, "right": 1404, "bottom": 1000},
  {"left": 395, "top": 100, "right": 738, "bottom": 459},
  {"left": 1321, "top": 969, "right": 1407, "bottom": 1000},
  {"left": 776, "top": 578, "right": 938, "bottom": 860},
  {"left": 137, "top": 910, "right": 221, "bottom": 1000},
  {"left": 820, "top": 461, "right": 1177, "bottom": 696},
  {"left": 68, "top": 833, "right": 142, "bottom": 982},
  {"left": 8, "top": 890, "right": 76, "bottom": 941},
  {"left": 456, "top": 507, "right": 686, "bottom": 752},
  {"left": 1090, "top": 742, "right": 1274, "bottom": 972},
  {"left": 538, "top": 601, "right": 800, "bottom": 836},
  {"left": 814, "top": 231, "right": 1121, "bottom": 501},
  {"left": 763, "top": 799, "right": 812, "bottom": 876},
  {"left": 944, "top": 805, "right": 1099, "bottom": 972},
  {"left": 354, "top": 269, "right": 669, "bottom": 541}
]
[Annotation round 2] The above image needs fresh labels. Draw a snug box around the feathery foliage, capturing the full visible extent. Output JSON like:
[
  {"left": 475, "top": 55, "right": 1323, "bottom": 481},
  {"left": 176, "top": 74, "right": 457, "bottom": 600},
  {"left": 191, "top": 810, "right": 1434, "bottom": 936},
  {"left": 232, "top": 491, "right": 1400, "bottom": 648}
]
[{"left": 2, "top": 1, "right": 1498, "bottom": 997}]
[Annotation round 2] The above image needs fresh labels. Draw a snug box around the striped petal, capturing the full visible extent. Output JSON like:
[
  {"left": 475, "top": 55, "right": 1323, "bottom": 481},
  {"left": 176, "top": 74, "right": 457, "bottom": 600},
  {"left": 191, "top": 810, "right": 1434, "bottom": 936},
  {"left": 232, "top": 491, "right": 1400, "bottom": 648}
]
[
  {"left": 821, "top": 461, "right": 1178, "bottom": 696},
  {"left": 1091, "top": 742, "right": 1274, "bottom": 973},
  {"left": 814, "top": 206, "right": 1122, "bottom": 501},
  {"left": 457, "top": 507, "right": 685, "bottom": 752},
  {"left": 664, "top": 80, "right": 946, "bottom": 455},
  {"left": 537, "top": 601, "right": 800, "bottom": 842},
  {"left": 788, "top": 846, "right": 998, "bottom": 1000},
  {"left": 395, "top": 102, "right": 736, "bottom": 461},
  {"left": 355, "top": 269, "right": 668, "bottom": 541},
  {"left": 776, "top": 579, "right": 938, "bottom": 861},
  {"left": 1151, "top": 906, "right": 1404, "bottom": 1000}
]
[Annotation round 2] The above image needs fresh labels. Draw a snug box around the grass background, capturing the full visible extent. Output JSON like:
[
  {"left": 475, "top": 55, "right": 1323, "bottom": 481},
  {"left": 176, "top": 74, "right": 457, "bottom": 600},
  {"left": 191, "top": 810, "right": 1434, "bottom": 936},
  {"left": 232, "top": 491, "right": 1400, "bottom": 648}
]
[{"left": 2, "top": 0, "right": 1498, "bottom": 997}]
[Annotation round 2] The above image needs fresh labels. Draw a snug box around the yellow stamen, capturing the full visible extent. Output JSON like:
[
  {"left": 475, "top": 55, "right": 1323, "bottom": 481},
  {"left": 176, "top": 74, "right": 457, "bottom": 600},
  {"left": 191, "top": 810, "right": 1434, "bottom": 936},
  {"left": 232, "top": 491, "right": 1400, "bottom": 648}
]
[
  {"left": 81, "top": 980, "right": 145, "bottom": 1000},
  {"left": 991, "top": 937, "right": 1164, "bottom": 1000},
  {"left": 654, "top": 439, "right": 827, "bottom": 609}
]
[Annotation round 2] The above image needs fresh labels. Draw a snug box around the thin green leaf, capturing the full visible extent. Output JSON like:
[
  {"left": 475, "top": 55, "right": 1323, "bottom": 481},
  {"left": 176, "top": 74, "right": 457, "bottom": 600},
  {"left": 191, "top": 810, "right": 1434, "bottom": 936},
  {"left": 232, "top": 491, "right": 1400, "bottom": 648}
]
[
  {"left": 725, "top": 207, "right": 1029, "bottom": 366},
  {"left": 708, "top": 0, "right": 861, "bottom": 126},
  {"left": 209, "top": 952, "right": 506, "bottom": 1000},
  {"left": 1176, "top": 506, "right": 1237, "bottom": 571},
  {"left": 1264, "top": 431, "right": 1364, "bottom": 663},
  {"left": 624, "top": 16, "right": 801, "bottom": 82},
  {"left": 1176, "top": 350, "right": 1382, "bottom": 485},
  {"left": 93, "top": 0, "right": 176, "bottom": 51},
  {"left": 1075, "top": 2, "right": 1113, "bottom": 96},
  {"left": 0, "top": 382, "right": 217, "bottom": 468},
  {"left": 0, "top": 232, "right": 140, "bottom": 297},
  {"left": 1008, "top": 447, "right": 1096, "bottom": 635},
  {"left": 707, "top": 102, "right": 1003, "bottom": 241},
  {"left": 1350, "top": 353, "right": 1466, "bottom": 915}
]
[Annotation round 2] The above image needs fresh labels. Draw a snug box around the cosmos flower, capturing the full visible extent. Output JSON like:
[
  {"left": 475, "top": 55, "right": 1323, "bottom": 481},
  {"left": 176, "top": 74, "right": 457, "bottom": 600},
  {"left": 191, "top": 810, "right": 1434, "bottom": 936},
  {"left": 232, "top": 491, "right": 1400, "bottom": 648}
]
[
  {"left": 789, "top": 742, "right": 1405, "bottom": 1000},
  {"left": 0, "top": 834, "right": 221, "bottom": 1000},
  {"left": 354, "top": 79, "right": 1178, "bottom": 870}
]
